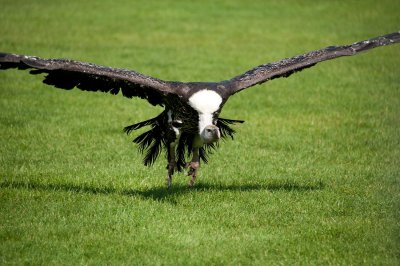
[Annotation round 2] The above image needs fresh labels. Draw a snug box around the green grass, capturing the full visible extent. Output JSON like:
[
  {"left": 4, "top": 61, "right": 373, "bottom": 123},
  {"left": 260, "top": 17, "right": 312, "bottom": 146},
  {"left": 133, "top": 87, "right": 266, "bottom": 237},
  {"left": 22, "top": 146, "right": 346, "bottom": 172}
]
[{"left": 1, "top": 0, "right": 399, "bottom": 264}]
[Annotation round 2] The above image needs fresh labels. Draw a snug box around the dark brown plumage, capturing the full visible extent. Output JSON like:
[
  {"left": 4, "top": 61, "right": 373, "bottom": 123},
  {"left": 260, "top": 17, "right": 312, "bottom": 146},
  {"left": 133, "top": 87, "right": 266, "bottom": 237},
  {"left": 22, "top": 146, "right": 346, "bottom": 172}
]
[{"left": 1, "top": 32, "right": 399, "bottom": 187}]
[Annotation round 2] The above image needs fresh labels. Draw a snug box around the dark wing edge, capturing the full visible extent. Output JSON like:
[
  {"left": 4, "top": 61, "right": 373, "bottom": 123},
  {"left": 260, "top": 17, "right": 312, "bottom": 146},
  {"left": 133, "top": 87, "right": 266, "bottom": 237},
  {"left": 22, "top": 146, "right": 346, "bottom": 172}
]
[
  {"left": 0, "top": 53, "right": 182, "bottom": 106},
  {"left": 225, "top": 31, "right": 400, "bottom": 95}
]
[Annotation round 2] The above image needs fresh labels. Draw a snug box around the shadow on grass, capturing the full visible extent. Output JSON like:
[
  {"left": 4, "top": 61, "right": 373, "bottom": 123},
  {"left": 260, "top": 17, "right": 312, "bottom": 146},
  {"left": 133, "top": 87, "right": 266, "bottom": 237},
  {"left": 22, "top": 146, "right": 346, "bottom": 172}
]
[{"left": 0, "top": 178, "right": 324, "bottom": 202}]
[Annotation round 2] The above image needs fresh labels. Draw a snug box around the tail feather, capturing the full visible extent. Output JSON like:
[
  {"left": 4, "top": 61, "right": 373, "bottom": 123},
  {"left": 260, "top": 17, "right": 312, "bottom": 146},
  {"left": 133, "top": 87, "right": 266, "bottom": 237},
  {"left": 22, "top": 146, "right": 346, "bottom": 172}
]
[
  {"left": 133, "top": 130, "right": 155, "bottom": 153},
  {"left": 143, "top": 136, "right": 164, "bottom": 166},
  {"left": 125, "top": 114, "right": 244, "bottom": 169},
  {"left": 126, "top": 111, "right": 168, "bottom": 166},
  {"left": 217, "top": 118, "right": 244, "bottom": 139},
  {"left": 123, "top": 116, "right": 160, "bottom": 134}
]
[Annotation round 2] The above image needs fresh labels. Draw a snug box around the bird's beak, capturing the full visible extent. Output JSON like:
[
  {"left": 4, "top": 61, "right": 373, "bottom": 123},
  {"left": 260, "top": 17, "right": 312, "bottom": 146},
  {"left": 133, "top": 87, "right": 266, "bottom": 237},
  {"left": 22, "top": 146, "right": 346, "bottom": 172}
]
[{"left": 202, "top": 125, "right": 220, "bottom": 144}]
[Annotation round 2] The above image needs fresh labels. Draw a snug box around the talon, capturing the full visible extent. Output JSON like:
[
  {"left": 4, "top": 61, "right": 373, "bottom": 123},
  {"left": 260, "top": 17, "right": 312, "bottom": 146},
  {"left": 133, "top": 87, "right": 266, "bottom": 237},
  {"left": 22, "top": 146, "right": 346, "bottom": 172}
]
[{"left": 187, "top": 161, "right": 199, "bottom": 187}]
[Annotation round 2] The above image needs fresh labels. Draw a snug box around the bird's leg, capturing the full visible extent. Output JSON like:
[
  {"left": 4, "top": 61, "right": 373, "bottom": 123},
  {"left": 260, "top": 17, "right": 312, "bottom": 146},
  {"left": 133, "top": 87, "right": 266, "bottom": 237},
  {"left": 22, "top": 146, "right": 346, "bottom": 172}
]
[
  {"left": 166, "top": 142, "right": 176, "bottom": 189},
  {"left": 187, "top": 147, "right": 200, "bottom": 187}
]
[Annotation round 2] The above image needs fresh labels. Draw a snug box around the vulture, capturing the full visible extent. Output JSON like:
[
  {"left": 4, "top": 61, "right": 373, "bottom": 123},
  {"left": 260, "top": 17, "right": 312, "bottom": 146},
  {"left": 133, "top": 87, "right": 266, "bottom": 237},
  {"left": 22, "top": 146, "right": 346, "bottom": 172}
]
[{"left": 1, "top": 32, "right": 399, "bottom": 188}]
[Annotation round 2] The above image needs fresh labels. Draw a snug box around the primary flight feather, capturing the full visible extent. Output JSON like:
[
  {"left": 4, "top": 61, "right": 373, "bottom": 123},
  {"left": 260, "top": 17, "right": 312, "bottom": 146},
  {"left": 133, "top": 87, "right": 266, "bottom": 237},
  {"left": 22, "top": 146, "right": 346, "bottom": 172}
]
[{"left": 1, "top": 32, "right": 399, "bottom": 187}]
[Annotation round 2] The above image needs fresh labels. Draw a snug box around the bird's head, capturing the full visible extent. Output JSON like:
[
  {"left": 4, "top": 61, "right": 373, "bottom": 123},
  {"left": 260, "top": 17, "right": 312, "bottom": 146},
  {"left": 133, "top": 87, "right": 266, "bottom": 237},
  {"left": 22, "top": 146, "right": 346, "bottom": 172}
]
[{"left": 200, "top": 125, "right": 220, "bottom": 144}]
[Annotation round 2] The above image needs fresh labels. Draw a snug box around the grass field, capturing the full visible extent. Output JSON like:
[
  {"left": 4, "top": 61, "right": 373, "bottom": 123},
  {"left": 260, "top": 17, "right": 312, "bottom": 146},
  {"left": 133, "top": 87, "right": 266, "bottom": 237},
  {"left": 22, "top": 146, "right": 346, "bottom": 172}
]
[{"left": 1, "top": 0, "right": 399, "bottom": 265}]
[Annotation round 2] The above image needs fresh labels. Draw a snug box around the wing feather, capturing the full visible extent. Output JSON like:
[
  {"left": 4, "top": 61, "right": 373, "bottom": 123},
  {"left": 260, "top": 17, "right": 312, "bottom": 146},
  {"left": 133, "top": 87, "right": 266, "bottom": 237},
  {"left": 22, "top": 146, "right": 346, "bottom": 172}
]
[
  {"left": 0, "top": 53, "right": 182, "bottom": 106},
  {"left": 226, "top": 32, "right": 400, "bottom": 94}
]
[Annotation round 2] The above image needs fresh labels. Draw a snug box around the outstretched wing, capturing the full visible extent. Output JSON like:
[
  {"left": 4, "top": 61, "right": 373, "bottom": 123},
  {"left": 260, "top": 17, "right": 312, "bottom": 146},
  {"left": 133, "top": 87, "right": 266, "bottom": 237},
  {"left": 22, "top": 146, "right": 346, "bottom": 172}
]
[
  {"left": 226, "top": 32, "right": 400, "bottom": 94},
  {"left": 0, "top": 53, "right": 183, "bottom": 106}
]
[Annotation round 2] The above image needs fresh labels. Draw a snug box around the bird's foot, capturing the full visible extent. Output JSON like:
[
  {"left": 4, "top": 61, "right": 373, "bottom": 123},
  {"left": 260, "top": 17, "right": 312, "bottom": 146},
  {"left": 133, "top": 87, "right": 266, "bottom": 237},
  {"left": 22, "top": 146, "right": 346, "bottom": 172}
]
[{"left": 186, "top": 161, "right": 199, "bottom": 187}]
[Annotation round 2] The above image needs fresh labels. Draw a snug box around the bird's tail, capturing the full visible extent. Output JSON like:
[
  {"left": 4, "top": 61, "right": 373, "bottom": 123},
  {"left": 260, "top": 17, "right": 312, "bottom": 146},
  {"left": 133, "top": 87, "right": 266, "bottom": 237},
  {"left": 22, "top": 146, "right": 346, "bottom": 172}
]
[
  {"left": 124, "top": 114, "right": 244, "bottom": 169},
  {"left": 124, "top": 111, "right": 168, "bottom": 166}
]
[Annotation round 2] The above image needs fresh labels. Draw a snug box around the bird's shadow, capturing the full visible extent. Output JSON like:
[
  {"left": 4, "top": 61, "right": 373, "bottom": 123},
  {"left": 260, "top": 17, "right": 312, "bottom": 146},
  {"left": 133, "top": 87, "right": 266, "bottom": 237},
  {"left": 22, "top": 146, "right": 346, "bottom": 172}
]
[{"left": 0, "top": 178, "right": 324, "bottom": 203}]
